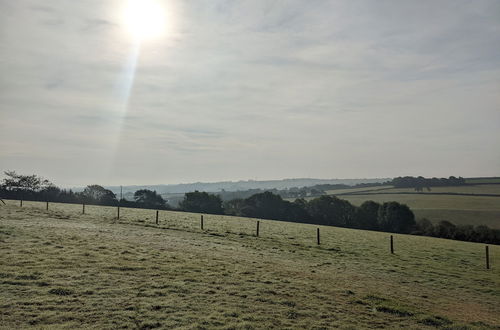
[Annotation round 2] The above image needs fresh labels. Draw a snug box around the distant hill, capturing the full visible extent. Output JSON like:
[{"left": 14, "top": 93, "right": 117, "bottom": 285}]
[{"left": 75, "top": 178, "right": 390, "bottom": 195}]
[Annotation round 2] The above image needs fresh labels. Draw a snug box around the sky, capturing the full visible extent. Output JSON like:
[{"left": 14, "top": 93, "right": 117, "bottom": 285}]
[{"left": 0, "top": 0, "right": 499, "bottom": 187}]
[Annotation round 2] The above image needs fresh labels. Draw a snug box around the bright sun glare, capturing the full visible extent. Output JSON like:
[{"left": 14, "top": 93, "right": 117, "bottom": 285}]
[{"left": 123, "top": 0, "right": 167, "bottom": 41}]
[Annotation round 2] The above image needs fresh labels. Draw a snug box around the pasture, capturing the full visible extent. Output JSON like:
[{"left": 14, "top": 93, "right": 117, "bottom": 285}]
[
  {"left": 324, "top": 185, "right": 394, "bottom": 195},
  {"left": 344, "top": 184, "right": 500, "bottom": 195},
  {"left": 323, "top": 184, "right": 500, "bottom": 229},
  {"left": 466, "top": 178, "right": 500, "bottom": 184},
  {"left": 0, "top": 200, "right": 499, "bottom": 329}
]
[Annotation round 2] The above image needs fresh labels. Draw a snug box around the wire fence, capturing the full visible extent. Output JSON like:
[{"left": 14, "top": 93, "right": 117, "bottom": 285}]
[{"left": 1, "top": 199, "right": 497, "bottom": 271}]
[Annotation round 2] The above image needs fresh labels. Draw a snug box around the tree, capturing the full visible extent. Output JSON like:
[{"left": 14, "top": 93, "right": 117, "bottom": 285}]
[
  {"left": 241, "top": 191, "right": 287, "bottom": 220},
  {"left": 391, "top": 176, "right": 465, "bottom": 188},
  {"left": 474, "top": 225, "right": 495, "bottom": 243},
  {"left": 415, "top": 218, "right": 434, "bottom": 235},
  {"left": 1, "top": 171, "right": 53, "bottom": 192},
  {"left": 283, "top": 200, "right": 310, "bottom": 222},
  {"left": 225, "top": 192, "right": 309, "bottom": 222},
  {"left": 355, "top": 201, "right": 380, "bottom": 229},
  {"left": 179, "top": 191, "right": 223, "bottom": 214},
  {"left": 435, "top": 220, "right": 457, "bottom": 239},
  {"left": 306, "top": 195, "right": 355, "bottom": 227},
  {"left": 293, "top": 198, "right": 308, "bottom": 209},
  {"left": 455, "top": 224, "right": 474, "bottom": 241},
  {"left": 133, "top": 189, "right": 167, "bottom": 209},
  {"left": 40, "top": 186, "right": 61, "bottom": 202},
  {"left": 81, "top": 185, "right": 117, "bottom": 205},
  {"left": 377, "top": 202, "right": 415, "bottom": 233},
  {"left": 223, "top": 198, "right": 246, "bottom": 216}
]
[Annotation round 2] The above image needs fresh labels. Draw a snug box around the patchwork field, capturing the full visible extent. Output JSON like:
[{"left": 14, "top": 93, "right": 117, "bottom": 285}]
[
  {"left": 0, "top": 200, "right": 499, "bottom": 329},
  {"left": 466, "top": 178, "right": 500, "bottom": 184},
  {"left": 324, "top": 185, "right": 394, "bottom": 195},
  {"left": 321, "top": 185, "right": 500, "bottom": 229},
  {"left": 339, "top": 184, "right": 500, "bottom": 196}
]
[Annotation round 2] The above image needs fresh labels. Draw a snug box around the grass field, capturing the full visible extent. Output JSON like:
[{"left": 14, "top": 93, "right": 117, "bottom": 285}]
[
  {"left": 466, "top": 178, "right": 500, "bottom": 184},
  {"left": 350, "top": 184, "right": 500, "bottom": 196},
  {"left": 339, "top": 194, "right": 500, "bottom": 229},
  {"left": 1, "top": 200, "right": 499, "bottom": 329},
  {"left": 315, "top": 184, "right": 500, "bottom": 229},
  {"left": 325, "top": 185, "right": 394, "bottom": 195}
]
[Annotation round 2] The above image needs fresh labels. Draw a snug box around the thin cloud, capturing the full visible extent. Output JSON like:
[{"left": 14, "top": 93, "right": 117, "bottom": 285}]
[{"left": 0, "top": 0, "right": 499, "bottom": 185}]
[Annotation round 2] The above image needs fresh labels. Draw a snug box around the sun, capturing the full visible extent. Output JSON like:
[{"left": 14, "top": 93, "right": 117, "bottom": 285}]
[{"left": 122, "top": 0, "right": 167, "bottom": 41}]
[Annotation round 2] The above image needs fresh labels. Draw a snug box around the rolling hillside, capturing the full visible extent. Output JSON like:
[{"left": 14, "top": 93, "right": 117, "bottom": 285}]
[{"left": 1, "top": 201, "right": 499, "bottom": 329}]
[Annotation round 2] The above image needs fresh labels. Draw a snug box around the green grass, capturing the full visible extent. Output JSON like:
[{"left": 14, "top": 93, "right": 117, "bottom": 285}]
[
  {"left": 412, "top": 209, "right": 500, "bottom": 229},
  {"left": 325, "top": 185, "right": 394, "bottom": 195},
  {"left": 337, "top": 193, "right": 500, "bottom": 211},
  {"left": 357, "top": 184, "right": 500, "bottom": 195},
  {"left": 302, "top": 184, "right": 500, "bottom": 229},
  {"left": 338, "top": 194, "right": 500, "bottom": 229},
  {"left": 1, "top": 200, "right": 499, "bottom": 329}
]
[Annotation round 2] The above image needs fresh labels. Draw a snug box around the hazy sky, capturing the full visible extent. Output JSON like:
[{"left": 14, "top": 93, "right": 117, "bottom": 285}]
[{"left": 1, "top": 0, "right": 499, "bottom": 186}]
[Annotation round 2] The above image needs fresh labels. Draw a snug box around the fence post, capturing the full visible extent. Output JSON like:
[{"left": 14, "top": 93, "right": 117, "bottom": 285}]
[
  {"left": 390, "top": 235, "right": 394, "bottom": 254},
  {"left": 317, "top": 228, "right": 320, "bottom": 245},
  {"left": 20, "top": 200, "right": 23, "bottom": 207},
  {"left": 82, "top": 203, "right": 85, "bottom": 214},
  {"left": 201, "top": 215, "right": 204, "bottom": 230},
  {"left": 256, "top": 221, "right": 260, "bottom": 237},
  {"left": 46, "top": 201, "right": 49, "bottom": 211},
  {"left": 486, "top": 245, "right": 490, "bottom": 269},
  {"left": 156, "top": 210, "right": 159, "bottom": 225},
  {"left": 117, "top": 206, "right": 120, "bottom": 219}
]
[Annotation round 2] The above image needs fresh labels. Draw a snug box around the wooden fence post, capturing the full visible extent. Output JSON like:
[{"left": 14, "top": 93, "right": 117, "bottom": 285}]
[
  {"left": 82, "top": 204, "right": 85, "bottom": 214},
  {"left": 117, "top": 206, "right": 120, "bottom": 219},
  {"left": 20, "top": 200, "right": 23, "bottom": 207},
  {"left": 46, "top": 201, "right": 49, "bottom": 211},
  {"left": 317, "top": 228, "right": 320, "bottom": 245},
  {"left": 156, "top": 210, "right": 159, "bottom": 225},
  {"left": 390, "top": 235, "right": 394, "bottom": 254},
  {"left": 201, "top": 215, "right": 204, "bottom": 230},
  {"left": 486, "top": 245, "right": 490, "bottom": 269},
  {"left": 256, "top": 221, "right": 260, "bottom": 237}
]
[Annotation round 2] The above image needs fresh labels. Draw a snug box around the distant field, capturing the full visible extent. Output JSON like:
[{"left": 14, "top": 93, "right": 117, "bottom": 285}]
[
  {"left": 1, "top": 200, "right": 499, "bottom": 329},
  {"left": 412, "top": 209, "right": 500, "bottom": 228},
  {"left": 338, "top": 194, "right": 500, "bottom": 229},
  {"left": 325, "top": 185, "right": 393, "bottom": 195},
  {"left": 307, "top": 184, "right": 500, "bottom": 229},
  {"left": 466, "top": 177, "right": 500, "bottom": 184},
  {"left": 356, "top": 184, "right": 500, "bottom": 195},
  {"left": 339, "top": 193, "right": 500, "bottom": 210}
]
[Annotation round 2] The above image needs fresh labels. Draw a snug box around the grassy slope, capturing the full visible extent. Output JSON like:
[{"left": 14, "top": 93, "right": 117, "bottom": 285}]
[{"left": 1, "top": 201, "right": 499, "bottom": 329}]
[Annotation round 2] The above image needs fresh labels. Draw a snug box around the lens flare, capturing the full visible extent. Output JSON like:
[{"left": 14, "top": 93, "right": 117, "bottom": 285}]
[
  {"left": 123, "top": 0, "right": 167, "bottom": 41},
  {"left": 110, "top": 1, "right": 171, "bottom": 175}
]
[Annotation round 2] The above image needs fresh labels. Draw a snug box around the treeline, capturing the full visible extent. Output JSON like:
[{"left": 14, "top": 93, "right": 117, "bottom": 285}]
[
  {"left": 415, "top": 219, "right": 498, "bottom": 243},
  {"left": 277, "top": 182, "right": 385, "bottom": 199},
  {"left": 217, "top": 182, "right": 386, "bottom": 200},
  {"left": 390, "top": 176, "right": 466, "bottom": 188},
  {"left": 1, "top": 171, "right": 498, "bottom": 244},
  {"left": 0, "top": 171, "right": 169, "bottom": 210},
  {"left": 183, "top": 191, "right": 416, "bottom": 233},
  {"left": 181, "top": 191, "right": 499, "bottom": 244}
]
